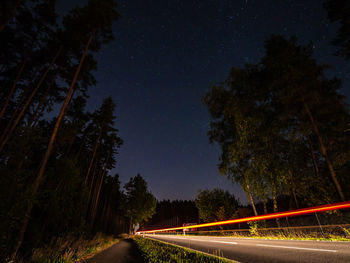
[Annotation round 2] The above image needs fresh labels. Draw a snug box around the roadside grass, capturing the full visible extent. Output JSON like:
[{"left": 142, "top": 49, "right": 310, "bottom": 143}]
[
  {"left": 29, "top": 233, "right": 119, "bottom": 263},
  {"left": 184, "top": 228, "right": 350, "bottom": 242},
  {"left": 134, "top": 235, "right": 236, "bottom": 263},
  {"left": 225, "top": 233, "right": 350, "bottom": 242}
]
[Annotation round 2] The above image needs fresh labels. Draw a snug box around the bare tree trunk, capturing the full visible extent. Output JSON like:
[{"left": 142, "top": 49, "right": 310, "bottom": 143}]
[
  {"left": 0, "top": 86, "right": 29, "bottom": 144},
  {"left": 272, "top": 191, "right": 280, "bottom": 228},
  {"left": 0, "top": 0, "right": 22, "bottom": 32},
  {"left": 10, "top": 30, "right": 96, "bottom": 260},
  {"left": 0, "top": 56, "right": 27, "bottom": 123},
  {"left": 303, "top": 102, "right": 345, "bottom": 201},
  {"left": 90, "top": 154, "right": 110, "bottom": 228},
  {"left": 85, "top": 129, "right": 102, "bottom": 184},
  {"left": 64, "top": 89, "right": 78, "bottom": 155},
  {"left": 263, "top": 198, "right": 268, "bottom": 214},
  {"left": 306, "top": 134, "right": 320, "bottom": 177},
  {"left": 88, "top": 157, "right": 99, "bottom": 198},
  {"left": 0, "top": 46, "right": 62, "bottom": 153},
  {"left": 28, "top": 72, "right": 58, "bottom": 127},
  {"left": 245, "top": 178, "right": 258, "bottom": 216},
  {"left": 291, "top": 186, "right": 299, "bottom": 209}
]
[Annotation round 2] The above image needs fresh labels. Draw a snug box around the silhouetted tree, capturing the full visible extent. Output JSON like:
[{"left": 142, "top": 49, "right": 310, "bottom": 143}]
[
  {"left": 195, "top": 188, "right": 239, "bottom": 222},
  {"left": 324, "top": 0, "right": 350, "bottom": 59},
  {"left": 124, "top": 174, "right": 156, "bottom": 232}
]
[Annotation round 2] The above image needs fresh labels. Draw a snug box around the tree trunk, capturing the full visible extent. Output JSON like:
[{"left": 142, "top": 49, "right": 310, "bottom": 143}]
[
  {"left": 28, "top": 72, "right": 57, "bottom": 127},
  {"left": 0, "top": 46, "right": 62, "bottom": 153},
  {"left": 272, "top": 191, "right": 280, "bottom": 227},
  {"left": 245, "top": 177, "right": 258, "bottom": 216},
  {"left": 263, "top": 198, "right": 268, "bottom": 214},
  {"left": 10, "top": 30, "right": 96, "bottom": 260},
  {"left": 0, "top": 56, "right": 27, "bottom": 123},
  {"left": 0, "top": 85, "right": 29, "bottom": 145},
  {"left": 291, "top": 186, "right": 299, "bottom": 209},
  {"left": 88, "top": 157, "right": 99, "bottom": 198},
  {"left": 90, "top": 154, "right": 110, "bottom": 228},
  {"left": 0, "top": 0, "right": 22, "bottom": 32},
  {"left": 305, "top": 134, "right": 320, "bottom": 177},
  {"left": 85, "top": 129, "right": 102, "bottom": 184},
  {"left": 303, "top": 102, "right": 345, "bottom": 201}
]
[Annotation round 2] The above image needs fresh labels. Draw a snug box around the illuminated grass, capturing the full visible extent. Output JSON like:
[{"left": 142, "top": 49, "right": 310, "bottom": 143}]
[
  {"left": 30, "top": 233, "right": 119, "bottom": 263},
  {"left": 134, "top": 236, "right": 236, "bottom": 263},
  {"left": 184, "top": 232, "right": 350, "bottom": 242}
]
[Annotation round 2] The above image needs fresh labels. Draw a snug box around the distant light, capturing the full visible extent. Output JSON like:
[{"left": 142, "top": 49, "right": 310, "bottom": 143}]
[{"left": 137, "top": 201, "right": 350, "bottom": 234}]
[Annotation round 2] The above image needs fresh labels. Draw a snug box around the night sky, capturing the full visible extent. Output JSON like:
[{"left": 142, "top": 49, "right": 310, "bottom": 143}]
[{"left": 58, "top": 0, "right": 349, "bottom": 203}]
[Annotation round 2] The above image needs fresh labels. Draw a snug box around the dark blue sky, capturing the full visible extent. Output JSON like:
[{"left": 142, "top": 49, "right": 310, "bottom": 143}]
[{"left": 59, "top": 0, "right": 349, "bottom": 202}]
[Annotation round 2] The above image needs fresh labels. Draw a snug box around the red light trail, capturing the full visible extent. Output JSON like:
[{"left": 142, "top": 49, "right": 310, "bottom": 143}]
[{"left": 137, "top": 201, "right": 350, "bottom": 234}]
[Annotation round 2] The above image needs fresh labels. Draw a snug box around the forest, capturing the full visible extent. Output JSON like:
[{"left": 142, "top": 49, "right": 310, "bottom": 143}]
[
  {"left": 0, "top": 0, "right": 156, "bottom": 261},
  {"left": 1, "top": 0, "right": 350, "bottom": 262},
  {"left": 203, "top": 34, "right": 350, "bottom": 216}
]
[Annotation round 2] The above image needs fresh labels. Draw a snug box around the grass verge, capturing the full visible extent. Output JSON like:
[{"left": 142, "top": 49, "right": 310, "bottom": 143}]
[
  {"left": 30, "top": 233, "right": 119, "bottom": 263},
  {"left": 181, "top": 232, "right": 350, "bottom": 242},
  {"left": 134, "top": 236, "right": 236, "bottom": 263}
]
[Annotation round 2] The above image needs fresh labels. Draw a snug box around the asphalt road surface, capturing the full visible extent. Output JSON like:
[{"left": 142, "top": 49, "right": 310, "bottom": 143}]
[
  {"left": 83, "top": 239, "right": 144, "bottom": 263},
  {"left": 144, "top": 234, "right": 350, "bottom": 263}
]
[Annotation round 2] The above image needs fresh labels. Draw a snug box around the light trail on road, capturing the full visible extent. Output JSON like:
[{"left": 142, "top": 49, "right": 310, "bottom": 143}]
[
  {"left": 137, "top": 201, "right": 350, "bottom": 233},
  {"left": 145, "top": 234, "right": 349, "bottom": 262}
]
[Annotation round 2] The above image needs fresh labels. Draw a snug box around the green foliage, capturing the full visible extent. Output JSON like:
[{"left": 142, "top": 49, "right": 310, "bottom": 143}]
[
  {"left": 247, "top": 221, "right": 259, "bottom": 236},
  {"left": 134, "top": 236, "right": 233, "bottom": 263},
  {"left": 195, "top": 188, "right": 239, "bottom": 222},
  {"left": 124, "top": 174, "right": 157, "bottom": 226},
  {"left": 203, "top": 34, "right": 350, "bottom": 211},
  {"left": 0, "top": 1, "right": 127, "bottom": 259},
  {"left": 30, "top": 233, "right": 117, "bottom": 263}
]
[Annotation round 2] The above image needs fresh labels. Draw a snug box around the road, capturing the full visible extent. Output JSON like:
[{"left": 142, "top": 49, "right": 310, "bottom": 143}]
[
  {"left": 144, "top": 234, "right": 350, "bottom": 263},
  {"left": 83, "top": 239, "right": 144, "bottom": 263}
]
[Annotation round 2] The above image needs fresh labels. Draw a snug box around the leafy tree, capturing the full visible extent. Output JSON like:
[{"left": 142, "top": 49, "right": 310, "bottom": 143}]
[
  {"left": 195, "top": 188, "right": 239, "bottom": 222},
  {"left": 143, "top": 200, "right": 199, "bottom": 229},
  {"left": 1, "top": 0, "right": 118, "bottom": 258},
  {"left": 203, "top": 35, "right": 349, "bottom": 220},
  {"left": 261, "top": 35, "right": 348, "bottom": 201},
  {"left": 324, "top": 0, "right": 350, "bottom": 59},
  {"left": 124, "top": 174, "right": 156, "bottom": 232}
]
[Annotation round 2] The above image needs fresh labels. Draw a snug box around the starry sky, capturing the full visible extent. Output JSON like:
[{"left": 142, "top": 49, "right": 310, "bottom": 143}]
[{"left": 58, "top": 0, "right": 349, "bottom": 203}]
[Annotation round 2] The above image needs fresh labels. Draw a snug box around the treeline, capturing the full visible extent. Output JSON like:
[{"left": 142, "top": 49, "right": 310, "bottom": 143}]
[
  {"left": 0, "top": 0, "right": 156, "bottom": 261},
  {"left": 203, "top": 34, "right": 350, "bottom": 217},
  {"left": 143, "top": 200, "right": 199, "bottom": 229}
]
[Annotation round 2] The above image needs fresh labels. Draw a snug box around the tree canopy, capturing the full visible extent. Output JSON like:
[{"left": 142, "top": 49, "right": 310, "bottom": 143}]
[
  {"left": 203, "top": 35, "right": 350, "bottom": 217},
  {"left": 195, "top": 188, "right": 239, "bottom": 222}
]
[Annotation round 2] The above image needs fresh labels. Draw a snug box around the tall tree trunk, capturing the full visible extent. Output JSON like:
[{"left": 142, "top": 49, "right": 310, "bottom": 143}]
[
  {"left": 0, "top": 56, "right": 27, "bottom": 123},
  {"left": 0, "top": 0, "right": 22, "bottom": 32},
  {"left": 85, "top": 129, "right": 102, "bottom": 184},
  {"left": 245, "top": 177, "right": 258, "bottom": 216},
  {"left": 272, "top": 191, "right": 280, "bottom": 228},
  {"left": 28, "top": 72, "right": 57, "bottom": 127},
  {"left": 0, "top": 46, "right": 62, "bottom": 153},
  {"left": 90, "top": 154, "right": 110, "bottom": 228},
  {"left": 88, "top": 157, "right": 99, "bottom": 198},
  {"left": 303, "top": 102, "right": 345, "bottom": 201},
  {"left": 306, "top": 134, "right": 320, "bottom": 177},
  {"left": 263, "top": 198, "right": 268, "bottom": 214},
  {"left": 0, "top": 85, "right": 29, "bottom": 144},
  {"left": 10, "top": 30, "right": 96, "bottom": 260},
  {"left": 291, "top": 186, "right": 299, "bottom": 209}
]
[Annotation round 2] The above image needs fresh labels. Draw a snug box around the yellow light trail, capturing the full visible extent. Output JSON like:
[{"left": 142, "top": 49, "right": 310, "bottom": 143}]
[{"left": 137, "top": 201, "right": 350, "bottom": 234}]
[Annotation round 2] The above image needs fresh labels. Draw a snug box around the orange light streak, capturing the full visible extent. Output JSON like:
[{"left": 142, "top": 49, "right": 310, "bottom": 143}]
[{"left": 137, "top": 201, "right": 350, "bottom": 234}]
